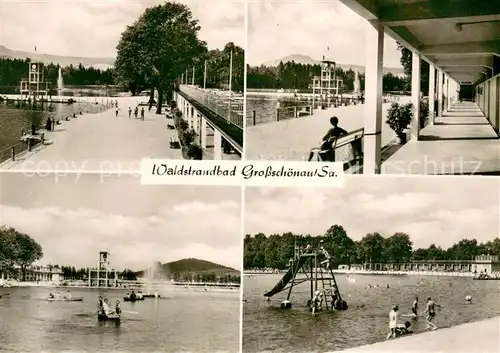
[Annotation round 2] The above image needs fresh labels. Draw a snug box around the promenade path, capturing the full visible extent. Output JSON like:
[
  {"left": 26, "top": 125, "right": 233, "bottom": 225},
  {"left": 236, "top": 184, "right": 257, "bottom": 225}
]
[
  {"left": 0, "top": 96, "right": 181, "bottom": 172},
  {"left": 383, "top": 102, "right": 500, "bottom": 175},
  {"left": 337, "top": 316, "right": 500, "bottom": 353},
  {"left": 246, "top": 102, "right": 398, "bottom": 161}
]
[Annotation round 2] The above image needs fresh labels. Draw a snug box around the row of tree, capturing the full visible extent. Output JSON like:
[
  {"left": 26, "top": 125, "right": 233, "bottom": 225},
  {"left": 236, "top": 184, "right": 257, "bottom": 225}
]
[
  {"left": 244, "top": 225, "right": 500, "bottom": 270},
  {"left": 170, "top": 271, "right": 240, "bottom": 284},
  {"left": 0, "top": 58, "right": 115, "bottom": 88},
  {"left": 247, "top": 61, "right": 408, "bottom": 93}
]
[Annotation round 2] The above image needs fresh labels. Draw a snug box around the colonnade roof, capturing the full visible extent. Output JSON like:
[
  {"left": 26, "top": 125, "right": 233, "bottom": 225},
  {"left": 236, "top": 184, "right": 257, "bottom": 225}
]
[{"left": 339, "top": 0, "right": 500, "bottom": 84}]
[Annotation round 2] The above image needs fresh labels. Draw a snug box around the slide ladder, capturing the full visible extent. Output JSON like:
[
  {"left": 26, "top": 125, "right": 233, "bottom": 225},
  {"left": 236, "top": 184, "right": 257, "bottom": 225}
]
[{"left": 318, "top": 260, "right": 345, "bottom": 311}]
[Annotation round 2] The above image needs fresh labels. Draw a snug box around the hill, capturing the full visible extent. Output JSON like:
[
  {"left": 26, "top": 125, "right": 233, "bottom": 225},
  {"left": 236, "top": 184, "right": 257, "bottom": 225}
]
[
  {"left": 260, "top": 54, "right": 405, "bottom": 76},
  {"left": 134, "top": 258, "right": 240, "bottom": 279},
  {"left": 0, "top": 45, "right": 115, "bottom": 69}
]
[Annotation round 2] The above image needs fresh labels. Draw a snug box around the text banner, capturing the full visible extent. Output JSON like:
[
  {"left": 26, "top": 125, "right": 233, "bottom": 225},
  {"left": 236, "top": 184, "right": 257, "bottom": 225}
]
[{"left": 141, "top": 160, "right": 345, "bottom": 187}]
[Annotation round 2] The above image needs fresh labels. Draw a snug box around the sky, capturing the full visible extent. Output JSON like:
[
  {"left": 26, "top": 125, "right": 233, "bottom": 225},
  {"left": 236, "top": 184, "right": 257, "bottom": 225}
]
[
  {"left": 247, "top": 0, "right": 403, "bottom": 67},
  {"left": 0, "top": 173, "right": 242, "bottom": 271},
  {"left": 0, "top": 0, "right": 244, "bottom": 58},
  {"left": 245, "top": 176, "right": 500, "bottom": 250}
]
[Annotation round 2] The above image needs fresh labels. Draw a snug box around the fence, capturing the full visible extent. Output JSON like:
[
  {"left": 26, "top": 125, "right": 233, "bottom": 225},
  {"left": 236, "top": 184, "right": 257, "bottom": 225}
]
[
  {"left": 0, "top": 138, "right": 43, "bottom": 164},
  {"left": 179, "top": 85, "right": 244, "bottom": 129}
]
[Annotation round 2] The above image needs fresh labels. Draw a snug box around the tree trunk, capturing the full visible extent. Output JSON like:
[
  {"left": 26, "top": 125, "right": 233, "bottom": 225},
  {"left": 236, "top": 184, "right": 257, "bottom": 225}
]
[
  {"left": 21, "top": 265, "right": 26, "bottom": 281},
  {"left": 156, "top": 89, "right": 164, "bottom": 114},
  {"left": 149, "top": 86, "right": 155, "bottom": 110}
]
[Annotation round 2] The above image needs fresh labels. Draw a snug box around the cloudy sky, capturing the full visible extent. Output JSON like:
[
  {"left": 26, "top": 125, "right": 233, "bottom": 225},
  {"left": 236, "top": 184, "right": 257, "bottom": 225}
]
[
  {"left": 0, "top": 173, "right": 241, "bottom": 271},
  {"left": 0, "top": 0, "right": 244, "bottom": 58},
  {"left": 247, "top": 0, "right": 402, "bottom": 67},
  {"left": 245, "top": 176, "right": 500, "bottom": 249}
]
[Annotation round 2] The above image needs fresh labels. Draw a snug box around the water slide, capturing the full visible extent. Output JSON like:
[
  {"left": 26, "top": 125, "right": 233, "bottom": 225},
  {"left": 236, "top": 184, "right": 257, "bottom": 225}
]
[{"left": 264, "top": 255, "right": 309, "bottom": 297}]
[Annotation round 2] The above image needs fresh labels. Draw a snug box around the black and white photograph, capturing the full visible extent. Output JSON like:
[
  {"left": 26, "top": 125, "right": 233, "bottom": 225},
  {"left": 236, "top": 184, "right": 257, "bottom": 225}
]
[
  {"left": 0, "top": 173, "right": 241, "bottom": 352},
  {"left": 0, "top": 0, "right": 244, "bottom": 172},
  {"left": 245, "top": 0, "right": 500, "bottom": 175},
  {"left": 243, "top": 176, "right": 500, "bottom": 352}
]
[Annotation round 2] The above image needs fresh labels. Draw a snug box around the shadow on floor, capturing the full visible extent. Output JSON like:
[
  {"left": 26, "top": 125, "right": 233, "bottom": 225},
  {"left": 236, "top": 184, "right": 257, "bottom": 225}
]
[{"left": 418, "top": 135, "right": 499, "bottom": 141}]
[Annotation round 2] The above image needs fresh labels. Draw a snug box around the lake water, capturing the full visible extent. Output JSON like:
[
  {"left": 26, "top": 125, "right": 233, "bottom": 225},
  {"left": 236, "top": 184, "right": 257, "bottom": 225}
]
[
  {"left": 0, "top": 286, "right": 239, "bottom": 352},
  {"left": 243, "top": 274, "right": 500, "bottom": 352},
  {"left": 0, "top": 100, "right": 105, "bottom": 154},
  {"left": 246, "top": 94, "right": 313, "bottom": 126}
]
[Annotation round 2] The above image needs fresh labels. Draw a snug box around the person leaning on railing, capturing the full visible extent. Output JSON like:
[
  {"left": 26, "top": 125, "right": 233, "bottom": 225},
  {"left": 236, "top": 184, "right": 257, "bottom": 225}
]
[{"left": 308, "top": 116, "right": 347, "bottom": 162}]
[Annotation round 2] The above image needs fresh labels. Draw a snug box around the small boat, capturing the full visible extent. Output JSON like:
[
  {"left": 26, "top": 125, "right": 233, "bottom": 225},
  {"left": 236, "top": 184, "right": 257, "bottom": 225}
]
[
  {"left": 98, "top": 313, "right": 120, "bottom": 321},
  {"left": 123, "top": 296, "right": 144, "bottom": 302},
  {"left": 47, "top": 297, "right": 83, "bottom": 302}
]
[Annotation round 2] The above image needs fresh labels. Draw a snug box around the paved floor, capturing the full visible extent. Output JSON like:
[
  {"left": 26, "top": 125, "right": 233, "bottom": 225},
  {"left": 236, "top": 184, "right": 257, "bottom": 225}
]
[
  {"left": 337, "top": 316, "right": 500, "bottom": 353},
  {"left": 383, "top": 102, "right": 500, "bottom": 175},
  {"left": 246, "top": 102, "right": 399, "bottom": 161},
  {"left": 0, "top": 97, "right": 182, "bottom": 172}
]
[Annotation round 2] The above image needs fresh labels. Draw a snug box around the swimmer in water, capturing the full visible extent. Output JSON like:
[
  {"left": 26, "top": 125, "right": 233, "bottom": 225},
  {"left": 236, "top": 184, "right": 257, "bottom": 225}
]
[
  {"left": 423, "top": 296, "right": 443, "bottom": 330},
  {"left": 412, "top": 296, "right": 419, "bottom": 316}
]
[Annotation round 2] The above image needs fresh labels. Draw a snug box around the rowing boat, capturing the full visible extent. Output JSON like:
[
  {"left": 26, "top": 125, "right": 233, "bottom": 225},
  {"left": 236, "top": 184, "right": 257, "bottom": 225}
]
[
  {"left": 47, "top": 297, "right": 83, "bottom": 302},
  {"left": 98, "top": 313, "right": 121, "bottom": 321}
]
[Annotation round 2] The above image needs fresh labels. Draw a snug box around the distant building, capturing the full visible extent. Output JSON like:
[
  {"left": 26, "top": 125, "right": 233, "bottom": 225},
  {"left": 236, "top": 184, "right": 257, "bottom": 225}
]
[
  {"left": 362, "top": 255, "right": 500, "bottom": 274},
  {"left": 0, "top": 264, "right": 64, "bottom": 282}
]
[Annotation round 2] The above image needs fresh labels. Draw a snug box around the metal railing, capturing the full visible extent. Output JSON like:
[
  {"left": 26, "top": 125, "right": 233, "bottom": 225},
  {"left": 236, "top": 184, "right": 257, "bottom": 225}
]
[{"left": 179, "top": 85, "right": 244, "bottom": 129}]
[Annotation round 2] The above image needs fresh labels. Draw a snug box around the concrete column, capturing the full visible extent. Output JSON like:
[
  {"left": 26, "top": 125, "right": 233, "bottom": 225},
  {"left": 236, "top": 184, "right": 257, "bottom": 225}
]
[
  {"left": 437, "top": 71, "right": 443, "bottom": 117},
  {"left": 363, "top": 20, "right": 384, "bottom": 174},
  {"left": 410, "top": 52, "right": 421, "bottom": 140},
  {"left": 447, "top": 76, "right": 452, "bottom": 108},
  {"left": 200, "top": 118, "right": 207, "bottom": 148},
  {"left": 213, "top": 130, "right": 222, "bottom": 160},
  {"left": 428, "top": 64, "right": 435, "bottom": 125},
  {"left": 486, "top": 80, "right": 491, "bottom": 120},
  {"left": 491, "top": 78, "right": 497, "bottom": 126}
]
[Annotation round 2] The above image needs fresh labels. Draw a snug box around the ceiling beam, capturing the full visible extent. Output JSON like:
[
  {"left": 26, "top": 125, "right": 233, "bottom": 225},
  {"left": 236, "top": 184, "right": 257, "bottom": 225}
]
[
  {"left": 421, "top": 40, "right": 500, "bottom": 56},
  {"left": 434, "top": 57, "right": 493, "bottom": 68},
  {"left": 378, "top": 0, "right": 500, "bottom": 25}
]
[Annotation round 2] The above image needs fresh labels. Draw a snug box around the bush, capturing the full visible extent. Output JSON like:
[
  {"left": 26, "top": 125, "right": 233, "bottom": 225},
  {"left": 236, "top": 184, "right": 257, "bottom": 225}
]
[
  {"left": 419, "top": 99, "right": 429, "bottom": 128},
  {"left": 186, "top": 144, "right": 203, "bottom": 160},
  {"left": 386, "top": 102, "right": 412, "bottom": 137},
  {"left": 181, "top": 129, "right": 197, "bottom": 146},
  {"left": 177, "top": 118, "right": 189, "bottom": 131},
  {"left": 175, "top": 110, "right": 183, "bottom": 118}
]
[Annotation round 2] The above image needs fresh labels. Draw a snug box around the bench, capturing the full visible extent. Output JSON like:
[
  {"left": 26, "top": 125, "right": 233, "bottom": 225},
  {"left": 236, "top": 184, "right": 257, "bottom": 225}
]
[
  {"left": 169, "top": 135, "right": 181, "bottom": 149},
  {"left": 308, "top": 128, "right": 365, "bottom": 162}
]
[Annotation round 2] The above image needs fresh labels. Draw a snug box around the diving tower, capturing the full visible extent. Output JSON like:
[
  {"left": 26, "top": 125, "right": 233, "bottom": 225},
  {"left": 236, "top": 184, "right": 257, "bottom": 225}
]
[
  {"left": 20, "top": 62, "right": 49, "bottom": 101},
  {"left": 264, "top": 241, "right": 348, "bottom": 312},
  {"left": 88, "top": 251, "right": 118, "bottom": 288}
]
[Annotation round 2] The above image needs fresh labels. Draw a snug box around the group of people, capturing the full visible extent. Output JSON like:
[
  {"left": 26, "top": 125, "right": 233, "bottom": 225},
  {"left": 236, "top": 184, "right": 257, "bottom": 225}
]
[
  {"left": 126, "top": 106, "right": 145, "bottom": 120},
  {"left": 48, "top": 291, "right": 71, "bottom": 299},
  {"left": 387, "top": 296, "right": 444, "bottom": 339},
  {"left": 98, "top": 296, "right": 121, "bottom": 316}
]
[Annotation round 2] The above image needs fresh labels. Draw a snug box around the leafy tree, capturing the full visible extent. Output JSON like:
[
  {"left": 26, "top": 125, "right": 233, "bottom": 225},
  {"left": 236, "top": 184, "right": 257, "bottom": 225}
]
[
  {"left": 115, "top": 2, "right": 207, "bottom": 113},
  {"left": 0, "top": 226, "right": 43, "bottom": 280},
  {"left": 397, "top": 42, "right": 430, "bottom": 95},
  {"left": 359, "top": 232, "right": 386, "bottom": 263},
  {"left": 384, "top": 232, "right": 413, "bottom": 263}
]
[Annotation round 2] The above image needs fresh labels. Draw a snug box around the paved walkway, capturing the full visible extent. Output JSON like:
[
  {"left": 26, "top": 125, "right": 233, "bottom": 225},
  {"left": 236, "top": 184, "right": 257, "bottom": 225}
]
[
  {"left": 246, "top": 102, "right": 399, "bottom": 161},
  {"left": 0, "top": 97, "right": 181, "bottom": 172},
  {"left": 337, "top": 316, "right": 500, "bottom": 353},
  {"left": 383, "top": 102, "right": 500, "bottom": 175}
]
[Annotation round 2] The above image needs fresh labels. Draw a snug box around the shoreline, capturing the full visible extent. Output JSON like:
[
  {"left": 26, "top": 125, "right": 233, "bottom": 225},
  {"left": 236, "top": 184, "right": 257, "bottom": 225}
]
[
  {"left": 336, "top": 316, "right": 500, "bottom": 353},
  {"left": 244, "top": 269, "right": 476, "bottom": 278}
]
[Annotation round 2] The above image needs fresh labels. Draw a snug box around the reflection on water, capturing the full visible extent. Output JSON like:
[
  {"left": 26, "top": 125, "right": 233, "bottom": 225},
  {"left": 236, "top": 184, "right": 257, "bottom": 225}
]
[
  {"left": 243, "top": 274, "right": 500, "bottom": 352},
  {"left": 0, "top": 101, "right": 105, "bottom": 151},
  {"left": 0, "top": 286, "right": 239, "bottom": 352}
]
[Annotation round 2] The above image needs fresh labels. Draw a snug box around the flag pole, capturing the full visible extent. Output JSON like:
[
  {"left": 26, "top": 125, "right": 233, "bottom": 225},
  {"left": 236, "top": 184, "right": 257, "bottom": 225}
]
[
  {"left": 192, "top": 66, "right": 195, "bottom": 85},
  {"left": 203, "top": 60, "right": 207, "bottom": 89},
  {"left": 229, "top": 50, "right": 233, "bottom": 94}
]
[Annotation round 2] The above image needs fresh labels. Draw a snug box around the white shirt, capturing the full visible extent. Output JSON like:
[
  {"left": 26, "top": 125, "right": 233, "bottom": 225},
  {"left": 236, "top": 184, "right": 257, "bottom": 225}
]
[{"left": 389, "top": 310, "right": 398, "bottom": 329}]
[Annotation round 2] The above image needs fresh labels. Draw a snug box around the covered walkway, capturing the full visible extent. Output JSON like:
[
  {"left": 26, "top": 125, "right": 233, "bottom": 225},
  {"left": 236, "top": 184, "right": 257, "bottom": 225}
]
[{"left": 339, "top": 0, "right": 500, "bottom": 174}]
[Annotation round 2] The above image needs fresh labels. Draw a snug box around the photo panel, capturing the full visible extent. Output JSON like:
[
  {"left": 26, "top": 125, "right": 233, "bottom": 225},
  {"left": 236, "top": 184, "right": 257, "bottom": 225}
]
[
  {"left": 0, "top": 172, "right": 242, "bottom": 352},
  {"left": 243, "top": 176, "right": 500, "bottom": 352},
  {"left": 245, "top": 0, "right": 500, "bottom": 175},
  {"left": 0, "top": 0, "right": 244, "bottom": 173}
]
